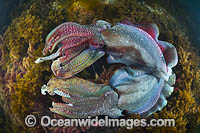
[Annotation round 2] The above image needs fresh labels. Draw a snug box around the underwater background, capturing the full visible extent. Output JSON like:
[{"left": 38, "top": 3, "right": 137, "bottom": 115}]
[{"left": 0, "top": 0, "right": 200, "bottom": 132}]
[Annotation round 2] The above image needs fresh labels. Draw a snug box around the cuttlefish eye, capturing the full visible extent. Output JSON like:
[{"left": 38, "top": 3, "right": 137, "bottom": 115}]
[
  {"left": 60, "top": 63, "right": 64, "bottom": 68},
  {"left": 59, "top": 63, "right": 66, "bottom": 73}
]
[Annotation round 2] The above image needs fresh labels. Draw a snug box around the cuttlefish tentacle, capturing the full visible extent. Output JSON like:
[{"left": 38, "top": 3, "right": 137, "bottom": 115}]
[
  {"left": 44, "top": 22, "right": 88, "bottom": 55},
  {"left": 51, "top": 102, "right": 72, "bottom": 108},
  {"left": 35, "top": 47, "right": 62, "bottom": 64},
  {"left": 35, "top": 37, "right": 88, "bottom": 64},
  {"left": 59, "top": 36, "right": 91, "bottom": 51},
  {"left": 41, "top": 83, "right": 70, "bottom": 97},
  {"left": 42, "top": 77, "right": 123, "bottom": 118}
]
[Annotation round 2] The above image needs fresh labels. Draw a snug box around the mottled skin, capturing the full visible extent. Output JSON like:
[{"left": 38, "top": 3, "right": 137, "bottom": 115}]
[
  {"left": 102, "top": 23, "right": 173, "bottom": 81},
  {"left": 44, "top": 22, "right": 103, "bottom": 55},
  {"left": 109, "top": 67, "right": 174, "bottom": 116},
  {"left": 41, "top": 77, "right": 122, "bottom": 118},
  {"left": 36, "top": 20, "right": 111, "bottom": 78},
  {"left": 51, "top": 48, "right": 105, "bottom": 78},
  {"left": 44, "top": 20, "right": 111, "bottom": 55},
  {"left": 120, "top": 21, "right": 178, "bottom": 74},
  {"left": 36, "top": 20, "right": 178, "bottom": 118}
]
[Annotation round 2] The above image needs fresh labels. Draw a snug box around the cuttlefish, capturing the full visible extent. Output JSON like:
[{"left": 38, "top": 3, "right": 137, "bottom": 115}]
[
  {"left": 101, "top": 22, "right": 178, "bottom": 81},
  {"left": 36, "top": 20, "right": 178, "bottom": 118}
]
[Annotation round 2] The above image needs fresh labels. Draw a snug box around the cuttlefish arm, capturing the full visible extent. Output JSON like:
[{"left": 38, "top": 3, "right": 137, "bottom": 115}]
[
  {"left": 41, "top": 77, "right": 123, "bottom": 118},
  {"left": 35, "top": 47, "right": 62, "bottom": 64},
  {"left": 51, "top": 48, "right": 105, "bottom": 79},
  {"left": 44, "top": 22, "right": 105, "bottom": 55},
  {"left": 44, "top": 22, "right": 89, "bottom": 55}
]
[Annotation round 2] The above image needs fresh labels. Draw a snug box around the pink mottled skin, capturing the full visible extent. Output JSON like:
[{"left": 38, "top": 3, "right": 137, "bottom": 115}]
[
  {"left": 41, "top": 22, "right": 106, "bottom": 78},
  {"left": 40, "top": 22, "right": 107, "bottom": 78},
  {"left": 43, "top": 22, "right": 105, "bottom": 56}
]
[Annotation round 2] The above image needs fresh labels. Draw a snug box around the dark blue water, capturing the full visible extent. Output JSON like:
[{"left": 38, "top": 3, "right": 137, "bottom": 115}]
[
  {"left": 0, "top": 0, "right": 17, "bottom": 33},
  {"left": 0, "top": 0, "right": 26, "bottom": 34},
  {"left": 175, "top": 0, "right": 200, "bottom": 42},
  {"left": 177, "top": 0, "right": 200, "bottom": 25}
]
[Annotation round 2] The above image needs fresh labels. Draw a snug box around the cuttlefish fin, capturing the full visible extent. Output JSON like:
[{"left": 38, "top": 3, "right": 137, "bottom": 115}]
[
  {"left": 120, "top": 21, "right": 163, "bottom": 50},
  {"left": 157, "top": 41, "right": 178, "bottom": 68},
  {"left": 121, "top": 21, "right": 178, "bottom": 68},
  {"left": 120, "top": 20, "right": 159, "bottom": 39},
  {"left": 135, "top": 23, "right": 178, "bottom": 68},
  {"left": 140, "top": 82, "right": 174, "bottom": 116},
  {"left": 135, "top": 23, "right": 159, "bottom": 40},
  {"left": 130, "top": 78, "right": 165, "bottom": 114}
]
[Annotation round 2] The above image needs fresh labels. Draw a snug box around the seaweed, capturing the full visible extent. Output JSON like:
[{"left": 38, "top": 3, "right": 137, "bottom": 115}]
[{"left": 1, "top": 0, "right": 67, "bottom": 131}]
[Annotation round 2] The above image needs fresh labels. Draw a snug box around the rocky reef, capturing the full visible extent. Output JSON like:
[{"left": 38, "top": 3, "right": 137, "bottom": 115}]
[{"left": 0, "top": 0, "right": 199, "bottom": 132}]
